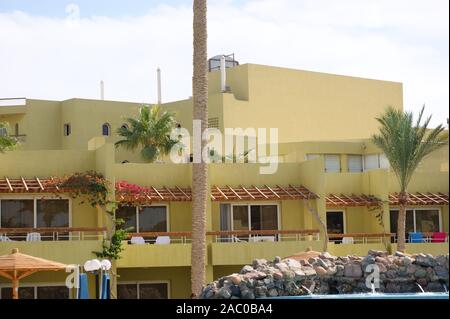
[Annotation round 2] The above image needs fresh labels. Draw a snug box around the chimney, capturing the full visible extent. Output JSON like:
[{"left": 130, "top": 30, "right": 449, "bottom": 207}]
[
  {"left": 220, "top": 55, "right": 226, "bottom": 92},
  {"left": 157, "top": 67, "right": 162, "bottom": 104},
  {"left": 100, "top": 80, "right": 104, "bottom": 100}
]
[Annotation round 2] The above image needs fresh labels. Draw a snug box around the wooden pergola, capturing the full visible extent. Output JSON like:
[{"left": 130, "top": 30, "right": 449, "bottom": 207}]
[
  {"left": 0, "top": 177, "right": 59, "bottom": 193},
  {"left": 210, "top": 184, "right": 318, "bottom": 201},
  {"left": 326, "top": 193, "right": 382, "bottom": 207},
  {"left": 389, "top": 192, "right": 449, "bottom": 206},
  {"left": 0, "top": 248, "right": 67, "bottom": 299},
  {"left": 116, "top": 182, "right": 319, "bottom": 203}
]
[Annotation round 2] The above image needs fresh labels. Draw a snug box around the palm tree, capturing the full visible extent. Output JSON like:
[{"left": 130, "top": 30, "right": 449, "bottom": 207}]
[
  {"left": 191, "top": 0, "right": 208, "bottom": 298},
  {"left": 115, "top": 105, "right": 180, "bottom": 162},
  {"left": 0, "top": 122, "right": 17, "bottom": 153},
  {"left": 372, "top": 106, "right": 448, "bottom": 252}
]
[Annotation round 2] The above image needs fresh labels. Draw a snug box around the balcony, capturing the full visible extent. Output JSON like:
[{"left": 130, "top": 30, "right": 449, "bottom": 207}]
[
  {"left": 0, "top": 227, "right": 107, "bottom": 241},
  {"left": 0, "top": 227, "right": 106, "bottom": 264},
  {"left": 118, "top": 232, "right": 193, "bottom": 268},
  {"left": 120, "top": 230, "right": 322, "bottom": 267},
  {"left": 327, "top": 232, "right": 449, "bottom": 256}
]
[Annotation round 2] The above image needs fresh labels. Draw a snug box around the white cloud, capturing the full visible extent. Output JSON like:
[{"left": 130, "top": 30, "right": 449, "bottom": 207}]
[{"left": 0, "top": 0, "right": 448, "bottom": 126}]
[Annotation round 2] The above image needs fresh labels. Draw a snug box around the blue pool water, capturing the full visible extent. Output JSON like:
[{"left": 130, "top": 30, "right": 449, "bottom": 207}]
[{"left": 266, "top": 292, "right": 449, "bottom": 299}]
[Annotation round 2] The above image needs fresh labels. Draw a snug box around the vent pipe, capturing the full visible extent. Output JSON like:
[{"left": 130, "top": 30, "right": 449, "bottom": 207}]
[
  {"left": 157, "top": 67, "right": 162, "bottom": 104},
  {"left": 220, "top": 55, "right": 226, "bottom": 92},
  {"left": 100, "top": 80, "right": 104, "bottom": 100}
]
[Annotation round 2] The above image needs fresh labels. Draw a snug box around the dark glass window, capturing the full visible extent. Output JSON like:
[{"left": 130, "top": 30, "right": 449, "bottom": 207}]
[
  {"left": 36, "top": 199, "right": 69, "bottom": 227},
  {"left": 250, "top": 205, "right": 278, "bottom": 230},
  {"left": 117, "top": 283, "right": 169, "bottom": 299},
  {"left": 390, "top": 210, "right": 415, "bottom": 234},
  {"left": 415, "top": 209, "right": 440, "bottom": 232},
  {"left": 117, "top": 284, "right": 138, "bottom": 299},
  {"left": 116, "top": 206, "right": 137, "bottom": 232},
  {"left": 63, "top": 123, "right": 71, "bottom": 136},
  {"left": 139, "top": 283, "right": 168, "bottom": 299},
  {"left": 0, "top": 200, "right": 34, "bottom": 228},
  {"left": 36, "top": 286, "right": 69, "bottom": 299},
  {"left": 1, "top": 287, "right": 35, "bottom": 299},
  {"left": 102, "top": 123, "right": 110, "bottom": 136},
  {"left": 139, "top": 206, "right": 167, "bottom": 232},
  {"left": 327, "top": 211, "right": 345, "bottom": 234}
]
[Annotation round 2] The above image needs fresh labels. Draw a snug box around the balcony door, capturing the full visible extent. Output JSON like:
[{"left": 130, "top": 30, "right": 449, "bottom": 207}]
[
  {"left": 326, "top": 211, "right": 345, "bottom": 234},
  {"left": 230, "top": 204, "right": 279, "bottom": 241},
  {"left": 390, "top": 208, "right": 441, "bottom": 241}
]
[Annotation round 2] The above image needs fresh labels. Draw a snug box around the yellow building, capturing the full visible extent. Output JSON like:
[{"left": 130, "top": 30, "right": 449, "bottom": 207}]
[{"left": 0, "top": 63, "right": 448, "bottom": 299}]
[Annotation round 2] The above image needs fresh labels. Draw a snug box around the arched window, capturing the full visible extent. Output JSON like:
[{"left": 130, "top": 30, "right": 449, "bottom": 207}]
[
  {"left": 121, "top": 123, "right": 129, "bottom": 130},
  {"left": 63, "top": 123, "right": 71, "bottom": 136},
  {"left": 102, "top": 123, "right": 111, "bottom": 136}
]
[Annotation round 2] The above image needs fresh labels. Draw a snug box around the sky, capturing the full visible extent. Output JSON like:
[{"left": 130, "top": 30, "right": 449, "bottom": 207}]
[{"left": 0, "top": 0, "right": 448, "bottom": 127}]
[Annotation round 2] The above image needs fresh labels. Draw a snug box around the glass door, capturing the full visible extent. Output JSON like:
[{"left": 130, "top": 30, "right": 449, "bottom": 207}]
[{"left": 232, "top": 205, "right": 249, "bottom": 241}]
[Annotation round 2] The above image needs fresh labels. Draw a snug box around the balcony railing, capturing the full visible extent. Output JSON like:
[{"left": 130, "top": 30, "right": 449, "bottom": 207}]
[
  {"left": 0, "top": 227, "right": 107, "bottom": 242},
  {"left": 328, "top": 233, "right": 394, "bottom": 244},
  {"left": 126, "top": 229, "right": 321, "bottom": 245},
  {"left": 392, "top": 232, "right": 449, "bottom": 244}
]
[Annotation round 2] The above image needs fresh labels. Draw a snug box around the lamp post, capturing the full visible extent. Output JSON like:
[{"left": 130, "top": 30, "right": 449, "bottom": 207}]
[{"left": 83, "top": 259, "right": 112, "bottom": 299}]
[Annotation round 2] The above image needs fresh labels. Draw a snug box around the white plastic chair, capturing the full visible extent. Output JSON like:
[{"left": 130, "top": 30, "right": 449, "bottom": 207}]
[
  {"left": 155, "top": 236, "right": 171, "bottom": 245},
  {"left": 26, "top": 232, "right": 42, "bottom": 242},
  {"left": 0, "top": 235, "right": 12, "bottom": 242},
  {"left": 130, "top": 236, "right": 146, "bottom": 245},
  {"left": 342, "top": 237, "right": 354, "bottom": 244}
]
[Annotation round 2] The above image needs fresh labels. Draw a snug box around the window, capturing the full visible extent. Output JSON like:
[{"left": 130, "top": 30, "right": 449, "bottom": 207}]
[
  {"left": 390, "top": 209, "right": 441, "bottom": 234},
  {"left": 116, "top": 205, "right": 168, "bottom": 233},
  {"left": 228, "top": 204, "right": 279, "bottom": 239},
  {"left": 379, "top": 153, "right": 390, "bottom": 169},
  {"left": 0, "top": 200, "right": 34, "bottom": 228},
  {"left": 208, "top": 117, "right": 219, "bottom": 129},
  {"left": 116, "top": 206, "right": 137, "bottom": 232},
  {"left": 347, "top": 155, "right": 363, "bottom": 172},
  {"left": 0, "top": 126, "right": 7, "bottom": 136},
  {"left": 63, "top": 123, "right": 71, "bottom": 136},
  {"left": 364, "top": 154, "right": 379, "bottom": 171},
  {"left": 102, "top": 123, "right": 111, "bottom": 136},
  {"left": 327, "top": 211, "right": 345, "bottom": 234},
  {"left": 250, "top": 205, "right": 278, "bottom": 230},
  {"left": 0, "top": 199, "right": 69, "bottom": 240},
  {"left": 363, "top": 154, "right": 390, "bottom": 171},
  {"left": 1, "top": 287, "right": 35, "bottom": 299},
  {"left": 36, "top": 199, "right": 69, "bottom": 227},
  {"left": 121, "top": 124, "right": 129, "bottom": 130},
  {"left": 306, "top": 154, "right": 320, "bottom": 161},
  {"left": 36, "top": 286, "right": 69, "bottom": 299},
  {"left": 117, "top": 282, "right": 169, "bottom": 299},
  {"left": 139, "top": 206, "right": 167, "bottom": 232},
  {"left": 0, "top": 285, "right": 68, "bottom": 299},
  {"left": 324, "top": 154, "right": 341, "bottom": 172}
]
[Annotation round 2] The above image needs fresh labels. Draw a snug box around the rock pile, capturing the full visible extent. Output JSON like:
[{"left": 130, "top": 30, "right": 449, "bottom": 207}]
[{"left": 200, "top": 250, "right": 449, "bottom": 299}]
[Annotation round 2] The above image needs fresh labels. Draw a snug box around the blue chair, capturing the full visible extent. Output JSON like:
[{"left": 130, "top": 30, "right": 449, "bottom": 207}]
[
  {"left": 78, "top": 273, "right": 90, "bottom": 299},
  {"left": 409, "top": 232, "right": 424, "bottom": 243}
]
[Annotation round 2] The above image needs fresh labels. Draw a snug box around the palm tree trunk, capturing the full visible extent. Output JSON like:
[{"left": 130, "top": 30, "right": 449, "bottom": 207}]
[
  {"left": 191, "top": 0, "right": 208, "bottom": 298},
  {"left": 305, "top": 200, "right": 328, "bottom": 252},
  {"left": 396, "top": 191, "right": 408, "bottom": 252}
]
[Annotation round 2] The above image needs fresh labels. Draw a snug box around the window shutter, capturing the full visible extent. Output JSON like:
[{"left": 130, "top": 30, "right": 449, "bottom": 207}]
[
  {"left": 348, "top": 155, "right": 363, "bottom": 172},
  {"left": 379, "top": 153, "right": 390, "bottom": 169},
  {"left": 324, "top": 154, "right": 340, "bottom": 172},
  {"left": 364, "top": 154, "right": 379, "bottom": 171}
]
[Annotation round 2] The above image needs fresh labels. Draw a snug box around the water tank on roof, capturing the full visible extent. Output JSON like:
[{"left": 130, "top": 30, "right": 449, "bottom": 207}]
[{"left": 208, "top": 54, "right": 239, "bottom": 72}]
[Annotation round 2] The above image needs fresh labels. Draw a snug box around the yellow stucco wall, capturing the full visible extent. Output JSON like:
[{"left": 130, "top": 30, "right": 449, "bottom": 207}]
[
  {"left": 222, "top": 64, "right": 403, "bottom": 143},
  {"left": 117, "top": 267, "right": 191, "bottom": 299}
]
